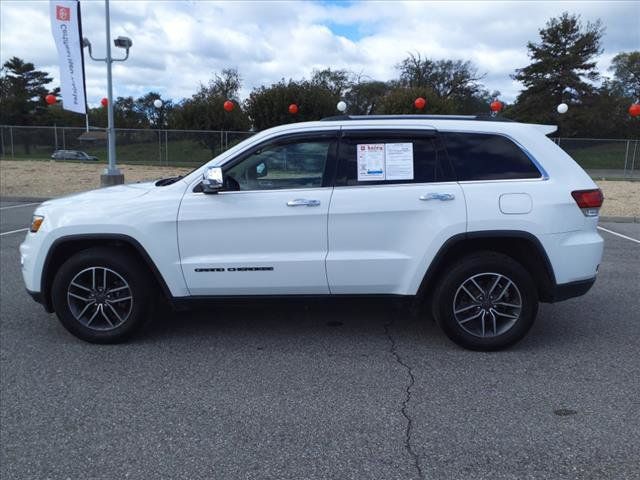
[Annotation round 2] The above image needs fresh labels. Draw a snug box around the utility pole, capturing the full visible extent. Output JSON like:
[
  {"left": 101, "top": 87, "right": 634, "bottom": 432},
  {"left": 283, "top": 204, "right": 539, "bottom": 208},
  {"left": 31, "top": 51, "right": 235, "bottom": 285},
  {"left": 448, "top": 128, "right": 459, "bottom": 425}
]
[{"left": 82, "top": 0, "right": 132, "bottom": 186}]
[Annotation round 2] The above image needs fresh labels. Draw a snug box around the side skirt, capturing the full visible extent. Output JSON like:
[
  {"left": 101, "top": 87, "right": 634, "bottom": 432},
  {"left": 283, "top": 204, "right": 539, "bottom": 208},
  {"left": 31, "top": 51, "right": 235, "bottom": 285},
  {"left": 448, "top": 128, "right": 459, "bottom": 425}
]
[{"left": 169, "top": 294, "right": 415, "bottom": 311}]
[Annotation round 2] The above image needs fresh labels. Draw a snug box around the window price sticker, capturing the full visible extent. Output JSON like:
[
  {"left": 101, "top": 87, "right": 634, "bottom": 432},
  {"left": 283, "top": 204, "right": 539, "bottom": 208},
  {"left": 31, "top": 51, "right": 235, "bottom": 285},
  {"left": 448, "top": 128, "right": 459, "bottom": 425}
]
[
  {"left": 357, "top": 143, "right": 414, "bottom": 181},
  {"left": 385, "top": 143, "right": 414, "bottom": 180},
  {"left": 357, "top": 144, "right": 386, "bottom": 181}
]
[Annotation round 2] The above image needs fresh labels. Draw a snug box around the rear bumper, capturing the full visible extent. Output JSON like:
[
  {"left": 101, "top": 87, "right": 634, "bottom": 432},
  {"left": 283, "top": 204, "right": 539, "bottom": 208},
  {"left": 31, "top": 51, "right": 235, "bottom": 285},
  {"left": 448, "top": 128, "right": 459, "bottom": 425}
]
[{"left": 547, "top": 277, "right": 596, "bottom": 303}]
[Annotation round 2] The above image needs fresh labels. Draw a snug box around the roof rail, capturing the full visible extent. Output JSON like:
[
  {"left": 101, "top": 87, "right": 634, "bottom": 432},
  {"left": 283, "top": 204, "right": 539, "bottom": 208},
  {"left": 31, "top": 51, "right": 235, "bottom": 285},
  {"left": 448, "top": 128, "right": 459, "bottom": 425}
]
[{"left": 321, "top": 114, "right": 515, "bottom": 122}]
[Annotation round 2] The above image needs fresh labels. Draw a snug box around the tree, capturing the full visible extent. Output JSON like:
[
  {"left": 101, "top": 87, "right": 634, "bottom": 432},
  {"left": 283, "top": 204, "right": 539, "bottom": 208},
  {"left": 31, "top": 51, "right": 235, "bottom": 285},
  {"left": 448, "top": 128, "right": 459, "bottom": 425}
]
[
  {"left": 171, "top": 70, "right": 250, "bottom": 153},
  {"left": 310, "top": 68, "right": 351, "bottom": 98},
  {"left": 609, "top": 51, "right": 640, "bottom": 100},
  {"left": 376, "top": 86, "right": 455, "bottom": 115},
  {"left": 344, "top": 77, "right": 389, "bottom": 115},
  {"left": 397, "top": 53, "right": 485, "bottom": 101},
  {"left": 244, "top": 79, "right": 336, "bottom": 130},
  {"left": 509, "top": 12, "right": 604, "bottom": 126},
  {"left": 0, "top": 56, "right": 53, "bottom": 126},
  {"left": 134, "top": 92, "right": 173, "bottom": 129},
  {"left": 196, "top": 68, "right": 243, "bottom": 101}
]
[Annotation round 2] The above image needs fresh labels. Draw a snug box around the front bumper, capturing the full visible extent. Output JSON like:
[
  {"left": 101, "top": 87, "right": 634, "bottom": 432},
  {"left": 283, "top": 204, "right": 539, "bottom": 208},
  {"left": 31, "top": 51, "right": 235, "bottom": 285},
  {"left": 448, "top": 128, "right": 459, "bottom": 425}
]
[
  {"left": 25, "top": 289, "right": 53, "bottom": 312},
  {"left": 547, "top": 277, "right": 596, "bottom": 303}
]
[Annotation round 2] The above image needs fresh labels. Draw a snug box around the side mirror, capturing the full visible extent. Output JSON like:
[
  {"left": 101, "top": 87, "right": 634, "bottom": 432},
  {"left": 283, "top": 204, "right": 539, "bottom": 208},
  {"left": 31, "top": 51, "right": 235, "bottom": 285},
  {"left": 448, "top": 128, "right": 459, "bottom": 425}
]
[{"left": 202, "top": 166, "right": 224, "bottom": 194}]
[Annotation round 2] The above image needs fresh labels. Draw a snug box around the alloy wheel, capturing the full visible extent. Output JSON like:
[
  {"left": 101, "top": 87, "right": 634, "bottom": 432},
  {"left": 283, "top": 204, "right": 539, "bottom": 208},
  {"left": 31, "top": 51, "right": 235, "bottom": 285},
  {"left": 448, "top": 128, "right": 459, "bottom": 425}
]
[
  {"left": 66, "top": 267, "right": 133, "bottom": 331},
  {"left": 452, "top": 272, "right": 522, "bottom": 338}
]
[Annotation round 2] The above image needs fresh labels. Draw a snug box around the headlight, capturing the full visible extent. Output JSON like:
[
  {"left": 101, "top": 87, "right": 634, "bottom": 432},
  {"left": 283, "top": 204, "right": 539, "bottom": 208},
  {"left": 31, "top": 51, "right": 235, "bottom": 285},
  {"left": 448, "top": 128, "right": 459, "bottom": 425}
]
[{"left": 30, "top": 215, "right": 44, "bottom": 233}]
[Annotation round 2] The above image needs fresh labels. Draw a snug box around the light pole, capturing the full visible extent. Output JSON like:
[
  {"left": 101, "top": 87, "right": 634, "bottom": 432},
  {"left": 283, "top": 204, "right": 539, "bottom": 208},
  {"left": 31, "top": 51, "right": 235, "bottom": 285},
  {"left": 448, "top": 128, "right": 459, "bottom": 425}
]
[{"left": 82, "top": 0, "right": 132, "bottom": 186}]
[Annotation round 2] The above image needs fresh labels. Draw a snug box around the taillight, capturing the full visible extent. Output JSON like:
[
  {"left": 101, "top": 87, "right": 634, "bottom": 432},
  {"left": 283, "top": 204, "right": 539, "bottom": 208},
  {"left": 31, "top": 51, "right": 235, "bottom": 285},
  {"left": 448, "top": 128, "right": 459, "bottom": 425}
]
[{"left": 571, "top": 189, "right": 603, "bottom": 217}]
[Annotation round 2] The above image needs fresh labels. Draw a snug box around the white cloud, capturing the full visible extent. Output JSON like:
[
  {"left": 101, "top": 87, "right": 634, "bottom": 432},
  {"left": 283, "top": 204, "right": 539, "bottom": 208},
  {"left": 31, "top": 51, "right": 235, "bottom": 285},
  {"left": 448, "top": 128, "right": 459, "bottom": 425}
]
[{"left": 0, "top": 0, "right": 638, "bottom": 109}]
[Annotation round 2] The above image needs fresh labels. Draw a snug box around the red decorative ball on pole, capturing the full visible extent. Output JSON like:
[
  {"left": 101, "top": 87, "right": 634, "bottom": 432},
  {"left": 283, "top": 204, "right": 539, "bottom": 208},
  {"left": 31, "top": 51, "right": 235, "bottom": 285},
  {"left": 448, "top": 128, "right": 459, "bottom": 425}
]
[
  {"left": 629, "top": 103, "right": 640, "bottom": 117},
  {"left": 414, "top": 97, "right": 426, "bottom": 110},
  {"left": 45, "top": 94, "right": 56, "bottom": 105},
  {"left": 101, "top": 97, "right": 108, "bottom": 107},
  {"left": 490, "top": 100, "right": 503, "bottom": 113},
  {"left": 223, "top": 100, "right": 234, "bottom": 112},
  {"left": 288, "top": 103, "right": 299, "bottom": 115}
]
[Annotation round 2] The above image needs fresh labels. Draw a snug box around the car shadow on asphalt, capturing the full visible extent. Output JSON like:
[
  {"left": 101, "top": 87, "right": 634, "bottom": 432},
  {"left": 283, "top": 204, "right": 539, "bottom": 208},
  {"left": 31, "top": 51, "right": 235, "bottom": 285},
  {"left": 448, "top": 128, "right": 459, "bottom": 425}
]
[
  {"left": 133, "top": 298, "right": 576, "bottom": 354},
  {"left": 136, "top": 299, "right": 438, "bottom": 345}
]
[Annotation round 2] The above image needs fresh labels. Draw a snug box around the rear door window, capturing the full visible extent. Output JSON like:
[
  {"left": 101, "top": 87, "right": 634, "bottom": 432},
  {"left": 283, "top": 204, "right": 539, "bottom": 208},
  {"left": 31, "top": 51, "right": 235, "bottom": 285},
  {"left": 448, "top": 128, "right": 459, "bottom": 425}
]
[
  {"left": 442, "top": 132, "right": 541, "bottom": 181},
  {"left": 336, "top": 132, "right": 455, "bottom": 186}
]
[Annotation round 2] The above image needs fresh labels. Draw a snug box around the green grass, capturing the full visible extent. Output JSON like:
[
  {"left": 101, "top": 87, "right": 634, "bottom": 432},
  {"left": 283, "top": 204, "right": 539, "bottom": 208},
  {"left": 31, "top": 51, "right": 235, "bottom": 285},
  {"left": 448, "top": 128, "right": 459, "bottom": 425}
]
[
  {"left": 82, "top": 139, "right": 217, "bottom": 167},
  {"left": 559, "top": 141, "right": 633, "bottom": 169}
]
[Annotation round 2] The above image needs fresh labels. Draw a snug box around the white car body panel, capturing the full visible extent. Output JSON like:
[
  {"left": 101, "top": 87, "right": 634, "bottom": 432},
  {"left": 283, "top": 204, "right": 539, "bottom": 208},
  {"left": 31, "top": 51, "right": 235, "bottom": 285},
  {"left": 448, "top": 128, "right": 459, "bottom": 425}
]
[
  {"left": 20, "top": 181, "right": 190, "bottom": 297},
  {"left": 326, "top": 182, "right": 466, "bottom": 294},
  {"left": 178, "top": 187, "right": 333, "bottom": 295}
]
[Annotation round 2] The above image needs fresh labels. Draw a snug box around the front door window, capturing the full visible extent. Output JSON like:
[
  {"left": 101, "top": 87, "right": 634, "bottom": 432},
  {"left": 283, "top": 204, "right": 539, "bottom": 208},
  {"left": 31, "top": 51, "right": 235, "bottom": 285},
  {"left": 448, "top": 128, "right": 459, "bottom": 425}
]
[{"left": 225, "top": 140, "right": 332, "bottom": 191}]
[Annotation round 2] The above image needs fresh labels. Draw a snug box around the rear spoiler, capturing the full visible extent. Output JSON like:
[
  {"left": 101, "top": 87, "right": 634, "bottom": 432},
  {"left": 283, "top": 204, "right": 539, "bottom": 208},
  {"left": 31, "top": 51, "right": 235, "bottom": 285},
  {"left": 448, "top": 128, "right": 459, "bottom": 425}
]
[{"left": 528, "top": 124, "right": 558, "bottom": 136}]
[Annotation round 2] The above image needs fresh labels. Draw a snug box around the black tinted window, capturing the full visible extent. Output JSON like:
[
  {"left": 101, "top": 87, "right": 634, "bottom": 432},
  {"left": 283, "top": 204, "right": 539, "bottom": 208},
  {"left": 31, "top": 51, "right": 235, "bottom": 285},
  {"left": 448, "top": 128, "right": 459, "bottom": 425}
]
[
  {"left": 442, "top": 132, "right": 541, "bottom": 181},
  {"left": 336, "top": 135, "right": 454, "bottom": 186}
]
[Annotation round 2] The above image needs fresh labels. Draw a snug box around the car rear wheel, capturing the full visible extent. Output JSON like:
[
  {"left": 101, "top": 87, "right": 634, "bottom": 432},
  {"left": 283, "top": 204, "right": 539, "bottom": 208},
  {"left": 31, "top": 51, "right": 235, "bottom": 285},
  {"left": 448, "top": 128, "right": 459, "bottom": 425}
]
[
  {"left": 432, "top": 252, "right": 538, "bottom": 351},
  {"left": 51, "top": 247, "right": 152, "bottom": 343}
]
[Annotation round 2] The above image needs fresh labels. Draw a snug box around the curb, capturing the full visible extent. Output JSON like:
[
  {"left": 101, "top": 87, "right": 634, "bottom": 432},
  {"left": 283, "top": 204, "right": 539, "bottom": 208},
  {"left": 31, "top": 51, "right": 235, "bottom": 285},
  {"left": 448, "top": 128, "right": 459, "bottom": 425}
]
[{"left": 1, "top": 196, "right": 51, "bottom": 203}]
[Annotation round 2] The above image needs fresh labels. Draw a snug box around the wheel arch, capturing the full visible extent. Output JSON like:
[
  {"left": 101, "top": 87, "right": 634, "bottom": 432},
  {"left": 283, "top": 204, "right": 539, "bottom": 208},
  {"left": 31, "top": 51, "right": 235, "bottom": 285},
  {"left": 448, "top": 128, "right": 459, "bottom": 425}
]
[
  {"left": 417, "top": 230, "right": 557, "bottom": 303},
  {"left": 41, "top": 234, "right": 172, "bottom": 313}
]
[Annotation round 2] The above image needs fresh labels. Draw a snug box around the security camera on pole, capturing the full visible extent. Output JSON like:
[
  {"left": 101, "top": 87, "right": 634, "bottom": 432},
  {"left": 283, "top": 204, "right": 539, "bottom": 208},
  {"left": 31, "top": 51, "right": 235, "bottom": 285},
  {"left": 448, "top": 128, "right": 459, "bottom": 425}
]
[{"left": 82, "top": 0, "right": 132, "bottom": 186}]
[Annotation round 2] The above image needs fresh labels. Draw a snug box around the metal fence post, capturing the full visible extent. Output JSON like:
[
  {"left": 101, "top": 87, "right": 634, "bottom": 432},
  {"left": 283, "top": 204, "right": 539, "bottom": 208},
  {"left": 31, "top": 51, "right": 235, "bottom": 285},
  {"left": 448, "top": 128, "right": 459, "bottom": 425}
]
[
  {"left": 631, "top": 140, "right": 638, "bottom": 179},
  {"left": 0, "top": 126, "right": 5, "bottom": 159},
  {"left": 9, "top": 126, "right": 14, "bottom": 159},
  {"left": 62, "top": 128, "right": 66, "bottom": 150},
  {"left": 165, "top": 130, "right": 168, "bottom": 165},
  {"left": 623, "top": 140, "right": 630, "bottom": 178}
]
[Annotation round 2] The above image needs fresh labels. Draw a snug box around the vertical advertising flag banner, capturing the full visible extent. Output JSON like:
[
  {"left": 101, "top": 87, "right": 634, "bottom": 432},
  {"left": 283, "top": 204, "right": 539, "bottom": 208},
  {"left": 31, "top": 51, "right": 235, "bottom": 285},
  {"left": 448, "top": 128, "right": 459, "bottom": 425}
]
[{"left": 50, "top": 0, "right": 86, "bottom": 114}]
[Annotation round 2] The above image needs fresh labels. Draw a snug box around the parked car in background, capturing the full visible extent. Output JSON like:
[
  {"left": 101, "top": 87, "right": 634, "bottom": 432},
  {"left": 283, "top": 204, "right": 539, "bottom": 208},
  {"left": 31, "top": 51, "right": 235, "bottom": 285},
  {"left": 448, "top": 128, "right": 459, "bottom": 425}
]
[{"left": 51, "top": 150, "right": 99, "bottom": 161}]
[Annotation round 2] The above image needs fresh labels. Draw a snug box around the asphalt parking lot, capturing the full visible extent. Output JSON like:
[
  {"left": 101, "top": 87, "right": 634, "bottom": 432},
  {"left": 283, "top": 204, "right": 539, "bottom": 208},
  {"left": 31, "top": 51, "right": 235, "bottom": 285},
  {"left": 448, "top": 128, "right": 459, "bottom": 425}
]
[{"left": 1, "top": 199, "right": 639, "bottom": 480}]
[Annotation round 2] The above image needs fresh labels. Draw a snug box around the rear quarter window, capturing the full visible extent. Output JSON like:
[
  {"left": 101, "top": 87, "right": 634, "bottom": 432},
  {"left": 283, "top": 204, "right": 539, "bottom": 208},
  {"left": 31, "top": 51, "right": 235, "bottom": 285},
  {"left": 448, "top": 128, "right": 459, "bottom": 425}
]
[{"left": 442, "top": 132, "right": 541, "bottom": 181}]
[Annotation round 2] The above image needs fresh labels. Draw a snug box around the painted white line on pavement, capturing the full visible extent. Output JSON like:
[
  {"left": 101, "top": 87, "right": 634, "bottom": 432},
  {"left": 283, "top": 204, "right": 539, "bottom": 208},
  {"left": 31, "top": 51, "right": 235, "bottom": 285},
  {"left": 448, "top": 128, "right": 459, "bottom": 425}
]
[
  {"left": 598, "top": 226, "right": 640, "bottom": 244},
  {"left": 0, "top": 228, "right": 28, "bottom": 237},
  {"left": 0, "top": 202, "right": 40, "bottom": 210}
]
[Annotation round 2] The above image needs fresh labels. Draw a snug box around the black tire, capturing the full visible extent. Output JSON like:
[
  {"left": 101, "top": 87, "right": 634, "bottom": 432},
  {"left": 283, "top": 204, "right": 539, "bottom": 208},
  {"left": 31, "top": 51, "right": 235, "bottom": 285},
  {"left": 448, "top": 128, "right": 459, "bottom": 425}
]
[
  {"left": 432, "top": 251, "right": 538, "bottom": 351},
  {"left": 51, "top": 247, "right": 152, "bottom": 343}
]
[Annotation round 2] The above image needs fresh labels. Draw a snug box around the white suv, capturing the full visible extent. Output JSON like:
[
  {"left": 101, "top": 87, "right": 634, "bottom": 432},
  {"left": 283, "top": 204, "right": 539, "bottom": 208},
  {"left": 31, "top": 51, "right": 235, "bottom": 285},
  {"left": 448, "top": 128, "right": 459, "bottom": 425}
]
[{"left": 20, "top": 115, "right": 604, "bottom": 350}]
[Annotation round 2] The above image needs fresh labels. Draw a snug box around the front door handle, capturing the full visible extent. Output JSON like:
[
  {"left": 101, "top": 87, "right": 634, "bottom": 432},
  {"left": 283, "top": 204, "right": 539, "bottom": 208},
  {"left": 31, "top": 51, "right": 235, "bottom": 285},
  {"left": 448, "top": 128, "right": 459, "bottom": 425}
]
[
  {"left": 419, "top": 193, "right": 455, "bottom": 201},
  {"left": 287, "top": 199, "right": 321, "bottom": 207}
]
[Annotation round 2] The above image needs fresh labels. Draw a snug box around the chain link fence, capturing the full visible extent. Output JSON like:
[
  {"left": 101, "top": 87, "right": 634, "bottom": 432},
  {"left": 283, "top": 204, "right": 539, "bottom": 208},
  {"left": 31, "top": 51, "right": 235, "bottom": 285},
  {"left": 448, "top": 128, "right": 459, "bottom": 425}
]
[
  {"left": 551, "top": 137, "right": 639, "bottom": 179},
  {"left": 0, "top": 125, "right": 638, "bottom": 178},
  {"left": 0, "top": 125, "right": 254, "bottom": 168}
]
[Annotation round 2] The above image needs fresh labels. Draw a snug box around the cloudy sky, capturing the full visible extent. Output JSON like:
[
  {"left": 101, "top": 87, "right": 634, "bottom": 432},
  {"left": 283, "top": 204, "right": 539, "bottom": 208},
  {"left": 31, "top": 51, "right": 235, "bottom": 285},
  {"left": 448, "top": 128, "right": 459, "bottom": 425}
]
[{"left": 1, "top": 0, "right": 638, "bottom": 107}]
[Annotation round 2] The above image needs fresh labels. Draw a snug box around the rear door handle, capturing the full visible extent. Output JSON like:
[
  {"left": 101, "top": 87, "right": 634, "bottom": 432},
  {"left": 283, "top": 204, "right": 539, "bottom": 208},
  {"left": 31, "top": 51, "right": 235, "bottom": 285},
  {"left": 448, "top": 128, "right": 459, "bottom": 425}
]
[
  {"left": 419, "top": 193, "right": 455, "bottom": 201},
  {"left": 287, "top": 199, "right": 321, "bottom": 207}
]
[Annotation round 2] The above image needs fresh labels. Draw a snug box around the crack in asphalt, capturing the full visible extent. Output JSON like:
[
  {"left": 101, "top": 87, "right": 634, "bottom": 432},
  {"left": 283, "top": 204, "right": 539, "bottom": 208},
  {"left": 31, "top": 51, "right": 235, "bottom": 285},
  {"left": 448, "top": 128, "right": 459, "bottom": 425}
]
[{"left": 384, "top": 318, "right": 425, "bottom": 480}]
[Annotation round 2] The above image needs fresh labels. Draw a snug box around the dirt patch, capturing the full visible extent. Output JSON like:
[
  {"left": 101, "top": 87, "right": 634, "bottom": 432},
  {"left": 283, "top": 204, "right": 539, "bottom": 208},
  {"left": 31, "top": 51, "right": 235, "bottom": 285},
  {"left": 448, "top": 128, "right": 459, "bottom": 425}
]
[
  {"left": 0, "top": 160, "right": 192, "bottom": 198},
  {"left": 596, "top": 180, "right": 640, "bottom": 218},
  {"left": 1, "top": 160, "right": 638, "bottom": 217}
]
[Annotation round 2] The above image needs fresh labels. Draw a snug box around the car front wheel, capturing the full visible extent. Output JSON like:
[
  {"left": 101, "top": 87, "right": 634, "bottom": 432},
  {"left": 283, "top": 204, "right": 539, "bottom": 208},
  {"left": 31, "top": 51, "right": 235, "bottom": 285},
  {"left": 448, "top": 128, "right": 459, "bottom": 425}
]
[{"left": 51, "top": 247, "right": 152, "bottom": 343}]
